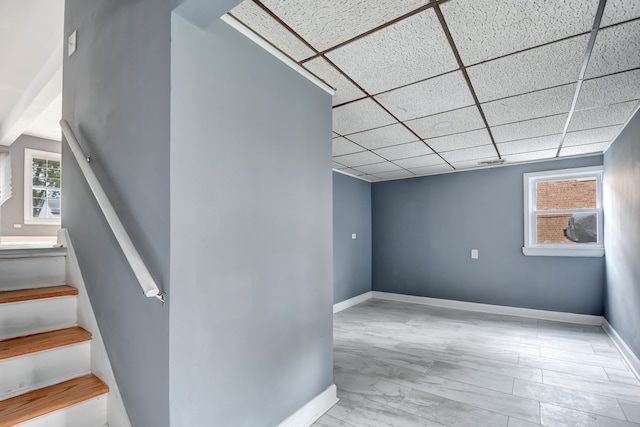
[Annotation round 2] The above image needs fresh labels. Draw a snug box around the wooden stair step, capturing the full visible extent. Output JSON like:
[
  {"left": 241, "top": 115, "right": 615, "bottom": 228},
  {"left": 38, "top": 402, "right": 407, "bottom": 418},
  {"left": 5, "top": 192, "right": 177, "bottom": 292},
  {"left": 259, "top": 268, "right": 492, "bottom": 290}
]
[
  {"left": 0, "top": 327, "right": 91, "bottom": 361},
  {"left": 0, "top": 285, "right": 77, "bottom": 304},
  {"left": 0, "top": 374, "right": 108, "bottom": 427}
]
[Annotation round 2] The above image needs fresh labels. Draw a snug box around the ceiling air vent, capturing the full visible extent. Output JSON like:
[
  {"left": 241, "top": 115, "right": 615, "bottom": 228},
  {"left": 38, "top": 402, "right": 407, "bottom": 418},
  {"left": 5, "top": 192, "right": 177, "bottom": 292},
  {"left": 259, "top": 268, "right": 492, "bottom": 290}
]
[{"left": 478, "top": 159, "right": 506, "bottom": 166}]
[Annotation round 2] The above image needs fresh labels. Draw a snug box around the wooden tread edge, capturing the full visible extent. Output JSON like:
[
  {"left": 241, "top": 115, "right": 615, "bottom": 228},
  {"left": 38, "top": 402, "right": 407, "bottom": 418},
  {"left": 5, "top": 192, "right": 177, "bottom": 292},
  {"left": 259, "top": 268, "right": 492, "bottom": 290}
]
[
  {"left": 0, "top": 285, "right": 77, "bottom": 304},
  {"left": 0, "top": 375, "right": 108, "bottom": 427},
  {"left": 0, "top": 327, "right": 91, "bottom": 361}
]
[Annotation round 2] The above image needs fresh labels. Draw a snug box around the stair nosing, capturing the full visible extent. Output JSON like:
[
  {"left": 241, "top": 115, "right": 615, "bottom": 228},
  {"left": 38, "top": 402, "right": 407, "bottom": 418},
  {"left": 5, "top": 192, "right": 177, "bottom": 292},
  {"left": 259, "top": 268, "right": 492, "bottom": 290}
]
[
  {"left": 0, "top": 375, "right": 108, "bottom": 427},
  {"left": 0, "top": 327, "right": 92, "bottom": 361},
  {"left": 0, "top": 285, "right": 78, "bottom": 304}
]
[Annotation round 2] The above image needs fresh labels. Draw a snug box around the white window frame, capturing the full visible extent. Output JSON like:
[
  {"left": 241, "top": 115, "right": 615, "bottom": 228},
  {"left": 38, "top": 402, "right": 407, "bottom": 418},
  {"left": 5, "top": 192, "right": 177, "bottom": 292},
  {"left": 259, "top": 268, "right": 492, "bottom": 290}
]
[
  {"left": 24, "top": 148, "right": 61, "bottom": 225},
  {"left": 523, "top": 166, "right": 604, "bottom": 257}
]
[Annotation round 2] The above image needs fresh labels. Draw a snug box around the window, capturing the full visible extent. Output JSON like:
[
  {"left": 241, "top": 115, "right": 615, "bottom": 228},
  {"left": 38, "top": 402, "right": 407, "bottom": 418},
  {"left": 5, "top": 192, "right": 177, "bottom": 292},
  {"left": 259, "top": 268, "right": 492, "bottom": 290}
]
[
  {"left": 24, "top": 149, "right": 61, "bottom": 225},
  {"left": 523, "top": 166, "right": 603, "bottom": 257}
]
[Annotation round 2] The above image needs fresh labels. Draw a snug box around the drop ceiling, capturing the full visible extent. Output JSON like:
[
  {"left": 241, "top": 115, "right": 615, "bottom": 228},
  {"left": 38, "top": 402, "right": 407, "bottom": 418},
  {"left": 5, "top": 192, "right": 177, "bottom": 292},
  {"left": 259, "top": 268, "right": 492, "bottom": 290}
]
[{"left": 228, "top": 0, "right": 640, "bottom": 182}]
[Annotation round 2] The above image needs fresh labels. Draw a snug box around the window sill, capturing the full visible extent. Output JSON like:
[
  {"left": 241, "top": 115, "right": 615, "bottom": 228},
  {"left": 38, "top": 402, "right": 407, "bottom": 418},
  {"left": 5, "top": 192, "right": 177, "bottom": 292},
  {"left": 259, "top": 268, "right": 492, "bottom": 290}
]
[
  {"left": 522, "top": 247, "right": 605, "bottom": 257},
  {"left": 23, "top": 219, "right": 62, "bottom": 226}
]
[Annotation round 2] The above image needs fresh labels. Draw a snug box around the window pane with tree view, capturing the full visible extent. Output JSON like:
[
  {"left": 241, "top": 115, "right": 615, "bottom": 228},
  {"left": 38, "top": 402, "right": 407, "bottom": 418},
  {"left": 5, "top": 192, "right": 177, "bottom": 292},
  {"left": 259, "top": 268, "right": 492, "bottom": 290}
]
[{"left": 31, "top": 158, "right": 61, "bottom": 219}]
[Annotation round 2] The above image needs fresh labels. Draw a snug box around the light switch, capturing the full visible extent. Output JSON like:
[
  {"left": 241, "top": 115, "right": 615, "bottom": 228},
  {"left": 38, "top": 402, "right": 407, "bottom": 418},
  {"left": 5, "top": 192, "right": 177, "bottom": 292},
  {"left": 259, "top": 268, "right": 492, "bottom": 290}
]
[
  {"left": 351, "top": 233, "right": 357, "bottom": 240},
  {"left": 471, "top": 249, "right": 478, "bottom": 259}
]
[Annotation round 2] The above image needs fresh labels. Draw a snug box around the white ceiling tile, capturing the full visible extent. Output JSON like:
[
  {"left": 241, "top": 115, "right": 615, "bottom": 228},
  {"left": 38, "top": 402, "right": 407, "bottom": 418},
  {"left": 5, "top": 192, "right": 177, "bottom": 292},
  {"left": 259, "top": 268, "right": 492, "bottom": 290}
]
[
  {"left": 394, "top": 154, "right": 447, "bottom": 169},
  {"left": 502, "top": 148, "right": 558, "bottom": 163},
  {"left": 345, "top": 123, "right": 418, "bottom": 149},
  {"left": 372, "top": 141, "right": 433, "bottom": 160},
  {"left": 332, "top": 98, "right": 396, "bottom": 135},
  {"left": 337, "top": 167, "right": 366, "bottom": 176},
  {"left": 439, "top": 144, "right": 498, "bottom": 163},
  {"left": 429, "top": 129, "right": 493, "bottom": 152},
  {"left": 303, "top": 57, "right": 366, "bottom": 106},
  {"left": 576, "top": 69, "right": 640, "bottom": 109},
  {"left": 441, "top": 0, "right": 596, "bottom": 65},
  {"left": 332, "top": 137, "right": 365, "bottom": 156},
  {"left": 229, "top": 1, "right": 315, "bottom": 61},
  {"left": 332, "top": 132, "right": 341, "bottom": 138},
  {"left": 563, "top": 125, "right": 621, "bottom": 146},
  {"left": 326, "top": 9, "right": 458, "bottom": 94},
  {"left": 261, "top": 0, "right": 430, "bottom": 52},
  {"left": 482, "top": 84, "right": 576, "bottom": 126},
  {"left": 569, "top": 101, "right": 638, "bottom": 131},
  {"left": 332, "top": 161, "right": 345, "bottom": 168},
  {"left": 497, "top": 135, "right": 562, "bottom": 155},
  {"left": 409, "top": 164, "right": 455, "bottom": 176},
  {"left": 601, "top": 0, "right": 640, "bottom": 26},
  {"left": 373, "top": 170, "right": 416, "bottom": 180},
  {"left": 360, "top": 174, "right": 382, "bottom": 182},
  {"left": 560, "top": 142, "right": 609, "bottom": 156},
  {"left": 468, "top": 35, "right": 588, "bottom": 102},
  {"left": 503, "top": 150, "right": 558, "bottom": 163},
  {"left": 354, "top": 161, "right": 403, "bottom": 174},
  {"left": 376, "top": 71, "right": 475, "bottom": 121},
  {"left": 491, "top": 114, "right": 568, "bottom": 143},
  {"left": 406, "top": 106, "right": 485, "bottom": 139},
  {"left": 333, "top": 150, "right": 385, "bottom": 167},
  {"left": 585, "top": 21, "right": 640, "bottom": 79}
]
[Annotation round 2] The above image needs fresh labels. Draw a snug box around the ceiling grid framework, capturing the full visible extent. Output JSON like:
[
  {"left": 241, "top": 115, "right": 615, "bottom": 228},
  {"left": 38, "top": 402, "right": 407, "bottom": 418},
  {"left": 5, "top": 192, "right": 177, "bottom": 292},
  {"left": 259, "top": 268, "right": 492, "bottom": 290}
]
[{"left": 229, "top": 0, "right": 640, "bottom": 182}]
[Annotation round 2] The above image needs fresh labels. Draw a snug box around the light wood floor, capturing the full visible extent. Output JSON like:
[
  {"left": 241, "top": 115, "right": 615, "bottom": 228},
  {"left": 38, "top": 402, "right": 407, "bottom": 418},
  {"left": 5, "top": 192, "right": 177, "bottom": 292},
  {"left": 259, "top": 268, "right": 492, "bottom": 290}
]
[{"left": 314, "top": 299, "right": 640, "bottom": 427}]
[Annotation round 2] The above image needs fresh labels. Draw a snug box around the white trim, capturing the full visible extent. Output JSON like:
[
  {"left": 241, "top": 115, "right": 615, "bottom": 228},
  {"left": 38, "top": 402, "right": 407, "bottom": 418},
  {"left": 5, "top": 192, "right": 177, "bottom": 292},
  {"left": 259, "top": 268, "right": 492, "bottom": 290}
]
[
  {"left": 23, "top": 148, "right": 62, "bottom": 226},
  {"left": 602, "top": 319, "right": 640, "bottom": 381},
  {"left": 522, "top": 247, "right": 605, "bottom": 257},
  {"left": 523, "top": 165, "right": 604, "bottom": 256},
  {"left": 277, "top": 384, "right": 338, "bottom": 427},
  {"left": 522, "top": 165, "right": 604, "bottom": 180},
  {"left": 371, "top": 291, "right": 604, "bottom": 326},
  {"left": 333, "top": 292, "right": 373, "bottom": 313},
  {"left": 0, "top": 235, "right": 57, "bottom": 243},
  {"left": 59, "top": 229, "right": 132, "bottom": 427},
  {"left": 220, "top": 14, "right": 335, "bottom": 96}
]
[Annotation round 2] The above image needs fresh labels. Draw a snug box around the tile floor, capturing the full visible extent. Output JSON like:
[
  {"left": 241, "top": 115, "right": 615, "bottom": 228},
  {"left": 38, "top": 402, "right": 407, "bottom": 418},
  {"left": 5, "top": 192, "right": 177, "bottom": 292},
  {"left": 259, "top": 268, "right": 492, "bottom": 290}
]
[{"left": 314, "top": 299, "right": 640, "bottom": 427}]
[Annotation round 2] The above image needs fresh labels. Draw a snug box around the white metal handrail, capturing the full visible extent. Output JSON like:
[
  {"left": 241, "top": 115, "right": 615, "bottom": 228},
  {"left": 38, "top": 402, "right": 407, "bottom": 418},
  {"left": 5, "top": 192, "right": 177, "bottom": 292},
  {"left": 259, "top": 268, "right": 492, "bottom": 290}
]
[{"left": 60, "top": 120, "right": 165, "bottom": 302}]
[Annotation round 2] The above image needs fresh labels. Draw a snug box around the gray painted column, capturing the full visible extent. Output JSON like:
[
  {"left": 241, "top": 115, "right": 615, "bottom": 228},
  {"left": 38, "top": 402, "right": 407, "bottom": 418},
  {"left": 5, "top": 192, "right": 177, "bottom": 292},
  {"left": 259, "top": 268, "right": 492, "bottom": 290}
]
[{"left": 170, "top": 16, "right": 333, "bottom": 426}]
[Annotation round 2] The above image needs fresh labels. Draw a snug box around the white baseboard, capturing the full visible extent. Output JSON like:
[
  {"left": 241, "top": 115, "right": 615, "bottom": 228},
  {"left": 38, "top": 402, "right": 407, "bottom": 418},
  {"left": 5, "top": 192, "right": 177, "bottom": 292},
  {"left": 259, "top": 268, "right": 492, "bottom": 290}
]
[
  {"left": 277, "top": 384, "right": 338, "bottom": 427},
  {"left": 602, "top": 319, "right": 640, "bottom": 381},
  {"left": 371, "top": 291, "right": 604, "bottom": 326},
  {"left": 333, "top": 292, "right": 372, "bottom": 313}
]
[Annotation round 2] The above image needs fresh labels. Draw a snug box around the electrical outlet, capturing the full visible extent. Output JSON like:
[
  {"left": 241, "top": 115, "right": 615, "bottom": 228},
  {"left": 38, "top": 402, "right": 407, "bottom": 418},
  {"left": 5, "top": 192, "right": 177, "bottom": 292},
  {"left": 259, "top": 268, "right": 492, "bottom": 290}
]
[
  {"left": 351, "top": 233, "right": 357, "bottom": 240},
  {"left": 471, "top": 249, "right": 478, "bottom": 259}
]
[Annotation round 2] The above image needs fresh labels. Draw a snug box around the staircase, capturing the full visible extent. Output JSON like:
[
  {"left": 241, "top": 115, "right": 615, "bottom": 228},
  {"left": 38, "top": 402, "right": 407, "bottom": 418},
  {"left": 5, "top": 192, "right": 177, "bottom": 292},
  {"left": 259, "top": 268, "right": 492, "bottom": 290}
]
[{"left": 0, "top": 248, "right": 109, "bottom": 427}]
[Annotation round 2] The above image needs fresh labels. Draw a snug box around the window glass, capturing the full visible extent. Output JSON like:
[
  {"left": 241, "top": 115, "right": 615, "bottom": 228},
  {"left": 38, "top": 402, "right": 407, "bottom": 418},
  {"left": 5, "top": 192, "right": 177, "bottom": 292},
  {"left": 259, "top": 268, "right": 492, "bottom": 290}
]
[
  {"left": 523, "top": 166, "right": 603, "bottom": 257},
  {"left": 24, "top": 149, "right": 61, "bottom": 224}
]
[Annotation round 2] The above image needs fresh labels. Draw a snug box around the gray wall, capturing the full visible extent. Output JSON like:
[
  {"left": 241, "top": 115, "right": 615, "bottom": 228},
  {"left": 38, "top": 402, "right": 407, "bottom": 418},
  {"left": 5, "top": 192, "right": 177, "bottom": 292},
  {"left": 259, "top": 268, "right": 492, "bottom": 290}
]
[
  {"left": 63, "top": 1, "right": 179, "bottom": 425},
  {"left": 372, "top": 156, "right": 605, "bottom": 315},
  {"left": 0, "top": 134, "right": 61, "bottom": 237},
  {"left": 170, "top": 16, "right": 333, "bottom": 427},
  {"left": 604, "top": 107, "right": 640, "bottom": 359},
  {"left": 333, "top": 171, "right": 372, "bottom": 304}
]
